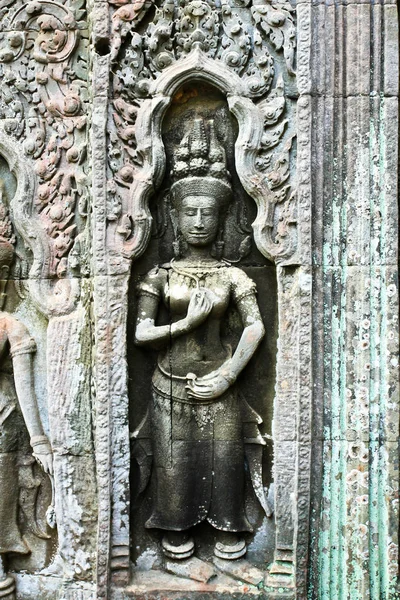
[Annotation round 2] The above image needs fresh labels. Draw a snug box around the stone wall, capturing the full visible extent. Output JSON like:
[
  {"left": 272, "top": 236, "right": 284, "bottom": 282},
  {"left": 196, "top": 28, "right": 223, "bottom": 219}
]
[{"left": 0, "top": 1, "right": 396, "bottom": 599}]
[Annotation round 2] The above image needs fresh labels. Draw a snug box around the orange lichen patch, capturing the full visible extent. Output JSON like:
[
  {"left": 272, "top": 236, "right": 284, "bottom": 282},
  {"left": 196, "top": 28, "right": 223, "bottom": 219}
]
[{"left": 172, "top": 87, "right": 199, "bottom": 105}]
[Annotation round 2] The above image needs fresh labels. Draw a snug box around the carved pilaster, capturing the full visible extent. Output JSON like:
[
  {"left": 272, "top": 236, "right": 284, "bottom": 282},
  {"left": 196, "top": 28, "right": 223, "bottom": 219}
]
[{"left": 307, "top": 1, "right": 399, "bottom": 598}]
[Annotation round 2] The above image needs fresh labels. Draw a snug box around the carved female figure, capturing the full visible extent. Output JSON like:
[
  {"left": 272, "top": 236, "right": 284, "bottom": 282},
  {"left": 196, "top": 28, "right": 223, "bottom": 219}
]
[
  {"left": 0, "top": 204, "right": 53, "bottom": 597},
  {"left": 134, "top": 120, "right": 268, "bottom": 561}
]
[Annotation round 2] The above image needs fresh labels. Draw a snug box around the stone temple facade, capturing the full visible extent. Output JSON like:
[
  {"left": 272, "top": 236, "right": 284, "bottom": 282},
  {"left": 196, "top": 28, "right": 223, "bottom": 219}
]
[{"left": 0, "top": 1, "right": 397, "bottom": 599}]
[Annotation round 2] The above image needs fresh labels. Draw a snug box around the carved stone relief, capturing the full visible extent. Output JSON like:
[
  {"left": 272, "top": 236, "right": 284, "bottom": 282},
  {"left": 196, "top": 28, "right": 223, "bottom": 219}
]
[
  {"left": 0, "top": 158, "right": 55, "bottom": 600},
  {"left": 0, "top": 1, "right": 395, "bottom": 599},
  {"left": 0, "top": 1, "right": 96, "bottom": 598},
  {"left": 102, "top": 0, "right": 304, "bottom": 595},
  {"left": 107, "top": 0, "right": 297, "bottom": 267},
  {"left": 129, "top": 106, "right": 277, "bottom": 584}
]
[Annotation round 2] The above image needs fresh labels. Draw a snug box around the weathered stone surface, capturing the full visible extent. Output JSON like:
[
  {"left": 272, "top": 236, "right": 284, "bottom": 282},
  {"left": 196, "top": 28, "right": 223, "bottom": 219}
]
[
  {"left": 165, "top": 557, "right": 217, "bottom": 583},
  {"left": 0, "top": 0, "right": 395, "bottom": 599},
  {"left": 213, "top": 557, "right": 264, "bottom": 586}
]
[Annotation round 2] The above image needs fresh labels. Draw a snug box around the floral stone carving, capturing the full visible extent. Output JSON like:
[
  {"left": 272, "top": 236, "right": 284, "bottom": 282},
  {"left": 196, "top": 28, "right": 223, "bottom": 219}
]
[
  {"left": 108, "top": 0, "right": 297, "bottom": 267},
  {"left": 0, "top": 0, "right": 89, "bottom": 290}
]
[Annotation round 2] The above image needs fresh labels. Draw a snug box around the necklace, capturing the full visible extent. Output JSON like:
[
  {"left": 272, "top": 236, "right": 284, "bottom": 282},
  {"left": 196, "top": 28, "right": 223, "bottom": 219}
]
[{"left": 170, "top": 258, "right": 223, "bottom": 288}]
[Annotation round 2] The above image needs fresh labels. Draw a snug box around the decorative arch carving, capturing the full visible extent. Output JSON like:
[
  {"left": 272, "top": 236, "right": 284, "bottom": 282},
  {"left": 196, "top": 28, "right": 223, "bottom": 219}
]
[{"left": 119, "top": 44, "right": 297, "bottom": 263}]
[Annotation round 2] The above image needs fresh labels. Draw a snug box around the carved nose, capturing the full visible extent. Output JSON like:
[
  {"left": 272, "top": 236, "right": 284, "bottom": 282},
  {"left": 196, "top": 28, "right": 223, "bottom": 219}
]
[{"left": 194, "top": 210, "right": 204, "bottom": 228}]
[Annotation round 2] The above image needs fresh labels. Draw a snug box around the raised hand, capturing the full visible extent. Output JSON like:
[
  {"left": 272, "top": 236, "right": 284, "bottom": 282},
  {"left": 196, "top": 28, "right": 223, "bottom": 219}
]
[{"left": 185, "top": 288, "right": 214, "bottom": 329}]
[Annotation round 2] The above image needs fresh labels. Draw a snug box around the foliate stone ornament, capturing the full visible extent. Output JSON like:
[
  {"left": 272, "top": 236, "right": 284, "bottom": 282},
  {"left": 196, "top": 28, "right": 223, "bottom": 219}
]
[
  {"left": 0, "top": 0, "right": 89, "bottom": 291},
  {"left": 251, "top": 1, "right": 296, "bottom": 76},
  {"left": 109, "top": 0, "right": 298, "bottom": 264},
  {"left": 175, "top": 0, "right": 219, "bottom": 58},
  {"left": 5, "top": 1, "right": 79, "bottom": 64},
  {"left": 144, "top": 0, "right": 175, "bottom": 74},
  {"left": 219, "top": 0, "right": 251, "bottom": 74}
]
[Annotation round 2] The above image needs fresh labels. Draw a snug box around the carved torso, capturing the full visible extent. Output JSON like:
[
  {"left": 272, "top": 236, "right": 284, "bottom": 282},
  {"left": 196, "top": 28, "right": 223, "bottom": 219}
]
[{"left": 138, "top": 262, "right": 257, "bottom": 388}]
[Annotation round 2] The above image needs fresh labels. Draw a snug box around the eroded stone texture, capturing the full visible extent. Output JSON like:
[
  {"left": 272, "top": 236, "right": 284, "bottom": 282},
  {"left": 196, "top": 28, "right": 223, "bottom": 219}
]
[{"left": 0, "top": 1, "right": 395, "bottom": 599}]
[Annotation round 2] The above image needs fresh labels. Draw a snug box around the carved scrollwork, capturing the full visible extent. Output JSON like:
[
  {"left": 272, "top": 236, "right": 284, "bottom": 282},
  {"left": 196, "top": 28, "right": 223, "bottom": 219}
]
[
  {"left": 109, "top": 0, "right": 298, "bottom": 265},
  {"left": 0, "top": 0, "right": 88, "bottom": 312},
  {"left": 175, "top": 0, "right": 219, "bottom": 58},
  {"left": 251, "top": 1, "right": 296, "bottom": 76},
  {"left": 219, "top": 0, "right": 251, "bottom": 75},
  {"left": 144, "top": 0, "right": 175, "bottom": 74},
  {"left": 0, "top": 1, "right": 79, "bottom": 65}
]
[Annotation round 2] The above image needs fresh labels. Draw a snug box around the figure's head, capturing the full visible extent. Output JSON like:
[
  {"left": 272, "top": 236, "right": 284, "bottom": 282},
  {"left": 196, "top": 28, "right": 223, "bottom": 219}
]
[
  {"left": 169, "top": 118, "right": 233, "bottom": 254},
  {"left": 178, "top": 195, "right": 218, "bottom": 246},
  {"left": 171, "top": 176, "right": 232, "bottom": 247}
]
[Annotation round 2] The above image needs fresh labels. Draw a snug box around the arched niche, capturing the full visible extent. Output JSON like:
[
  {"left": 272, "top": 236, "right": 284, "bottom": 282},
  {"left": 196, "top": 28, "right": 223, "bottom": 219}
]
[
  {"left": 128, "top": 80, "right": 278, "bottom": 572},
  {"left": 107, "top": 43, "right": 306, "bottom": 596},
  {"left": 121, "top": 45, "right": 297, "bottom": 265}
]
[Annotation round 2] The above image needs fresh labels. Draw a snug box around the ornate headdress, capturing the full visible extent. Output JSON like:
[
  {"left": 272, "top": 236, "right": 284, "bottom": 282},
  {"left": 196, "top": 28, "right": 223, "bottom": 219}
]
[{"left": 170, "top": 118, "right": 232, "bottom": 207}]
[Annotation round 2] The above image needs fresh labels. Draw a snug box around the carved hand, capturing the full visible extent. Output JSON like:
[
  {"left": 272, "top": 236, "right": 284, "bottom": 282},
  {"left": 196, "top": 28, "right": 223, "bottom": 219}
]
[
  {"left": 186, "top": 365, "right": 235, "bottom": 400},
  {"left": 184, "top": 288, "right": 214, "bottom": 330},
  {"left": 31, "top": 437, "right": 54, "bottom": 476}
]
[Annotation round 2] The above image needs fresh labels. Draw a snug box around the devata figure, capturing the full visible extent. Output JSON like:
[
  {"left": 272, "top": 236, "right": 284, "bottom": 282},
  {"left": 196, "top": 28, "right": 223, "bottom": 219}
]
[
  {"left": 0, "top": 203, "right": 53, "bottom": 598},
  {"left": 134, "top": 119, "right": 270, "bottom": 561}
]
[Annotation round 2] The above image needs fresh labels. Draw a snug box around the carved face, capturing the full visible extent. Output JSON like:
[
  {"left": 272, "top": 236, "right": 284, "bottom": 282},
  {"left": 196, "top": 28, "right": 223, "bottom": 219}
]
[{"left": 178, "top": 196, "right": 219, "bottom": 246}]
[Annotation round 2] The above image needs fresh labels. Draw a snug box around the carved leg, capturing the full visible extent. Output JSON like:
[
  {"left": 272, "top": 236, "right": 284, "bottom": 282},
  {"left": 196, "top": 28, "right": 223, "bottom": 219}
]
[
  {"left": 0, "top": 557, "right": 15, "bottom": 600},
  {"left": 161, "top": 531, "right": 194, "bottom": 560},
  {"left": 214, "top": 531, "right": 246, "bottom": 560}
]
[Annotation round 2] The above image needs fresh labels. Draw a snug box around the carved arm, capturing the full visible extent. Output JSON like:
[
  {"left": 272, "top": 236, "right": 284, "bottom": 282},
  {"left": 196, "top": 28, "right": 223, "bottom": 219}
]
[
  {"left": 12, "top": 352, "right": 53, "bottom": 475},
  {"left": 186, "top": 293, "right": 265, "bottom": 399},
  {"left": 134, "top": 288, "right": 214, "bottom": 348}
]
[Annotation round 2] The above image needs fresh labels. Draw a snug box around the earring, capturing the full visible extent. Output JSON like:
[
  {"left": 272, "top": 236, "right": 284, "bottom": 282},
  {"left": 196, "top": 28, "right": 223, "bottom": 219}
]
[
  {"left": 172, "top": 239, "right": 181, "bottom": 259},
  {"left": 211, "top": 227, "right": 225, "bottom": 260}
]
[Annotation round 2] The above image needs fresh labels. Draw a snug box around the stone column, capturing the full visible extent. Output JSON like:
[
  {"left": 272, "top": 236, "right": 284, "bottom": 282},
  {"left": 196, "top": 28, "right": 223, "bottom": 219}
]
[{"left": 304, "top": 1, "right": 399, "bottom": 597}]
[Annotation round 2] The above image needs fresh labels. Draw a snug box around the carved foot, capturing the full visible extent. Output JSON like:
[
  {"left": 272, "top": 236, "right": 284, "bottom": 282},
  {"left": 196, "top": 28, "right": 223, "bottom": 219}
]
[
  {"left": 162, "top": 532, "right": 194, "bottom": 560},
  {"left": 265, "top": 549, "right": 294, "bottom": 589},
  {"left": 214, "top": 532, "right": 246, "bottom": 560},
  {"left": 0, "top": 575, "right": 16, "bottom": 600}
]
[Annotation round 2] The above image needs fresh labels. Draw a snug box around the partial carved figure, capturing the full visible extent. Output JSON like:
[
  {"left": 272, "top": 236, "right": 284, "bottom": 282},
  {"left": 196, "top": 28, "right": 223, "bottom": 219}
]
[
  {"left": 133, "top": 119, "right": 271, "bottom": 563},
  {"left": 0, "top": 202, "right": 53, "bottom": 600}
]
